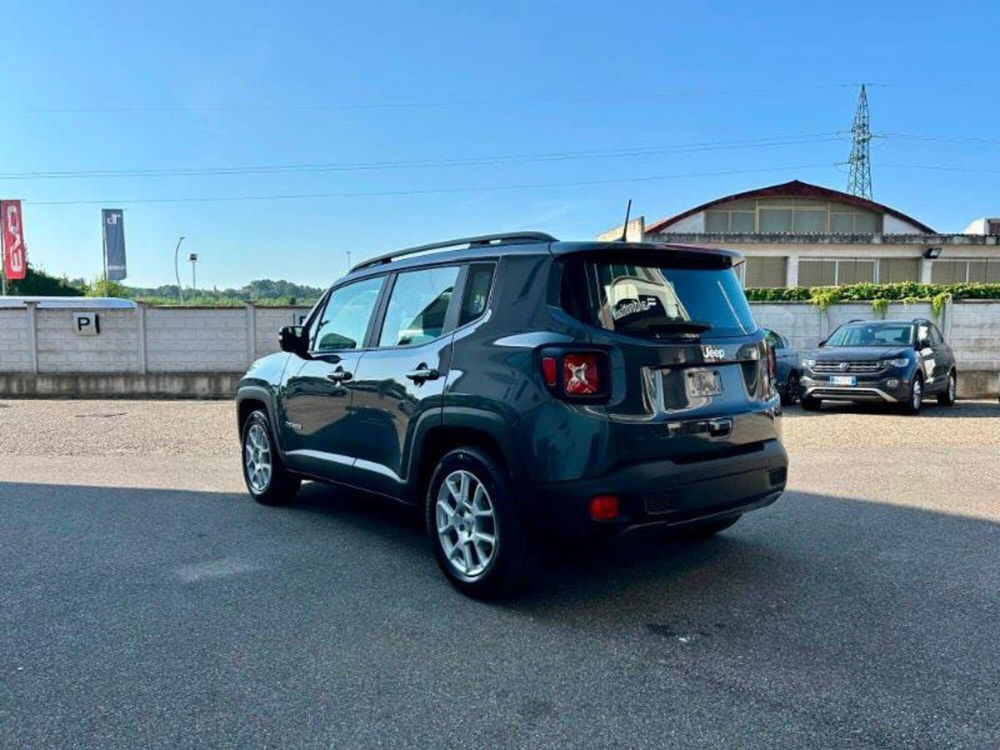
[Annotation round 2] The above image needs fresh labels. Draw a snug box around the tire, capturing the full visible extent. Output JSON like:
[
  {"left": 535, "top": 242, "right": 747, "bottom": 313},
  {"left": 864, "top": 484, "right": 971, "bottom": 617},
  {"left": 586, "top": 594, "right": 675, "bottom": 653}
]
[
  {"left": 667, "top": 515, "right": 741, "bottom": 540},
  {"left": 425, "top": 447, "right": 534, "bottom": 599},
  {"left": 900, "top": 373, "right": 924, "bottom": 415},
  {"left": 938, "top": 370, "right": 957, "bottom": 406},
  {"left": 780, "top": 371, "right": 800, "bottom": 406},
  {"left": 800, "top": 395, "right": 822, "bottom": 411},
  {"left": 241, "top": 410, "right": 301, "bottom": 505}
]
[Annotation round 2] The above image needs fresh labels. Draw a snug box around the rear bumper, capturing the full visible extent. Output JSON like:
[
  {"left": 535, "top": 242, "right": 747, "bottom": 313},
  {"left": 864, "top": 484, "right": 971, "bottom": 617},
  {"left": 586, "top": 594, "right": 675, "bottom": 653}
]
[{"left": 527, "top": 438, "right": 787, "bottom": 540}]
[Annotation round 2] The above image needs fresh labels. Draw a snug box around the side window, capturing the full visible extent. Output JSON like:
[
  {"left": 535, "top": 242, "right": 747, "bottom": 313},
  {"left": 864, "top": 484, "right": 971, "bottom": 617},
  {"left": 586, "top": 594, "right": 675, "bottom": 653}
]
[
  {"left": 916, "top": 323, "right": 931, "bottom": 347},
  {"left": 765, "top": 329, "right": 782, "bottom": 348},
  {"left": 929, "top": 324, "right": 944, "bottom": 345},
  {"left": 459, "top": 263, "right": 496, "bottom": 326},
  {"left": 378, "top": 266, "right": 460, "bottom": 347},
  {"left": 310, "top": 276, "right": 384, "bottom": 352}
]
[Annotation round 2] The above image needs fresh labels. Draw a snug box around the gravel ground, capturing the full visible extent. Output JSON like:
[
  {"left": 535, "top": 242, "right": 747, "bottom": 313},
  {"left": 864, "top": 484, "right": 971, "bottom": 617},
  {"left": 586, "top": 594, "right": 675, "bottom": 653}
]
[{"left": 0, "top": 397, "right": 996, "bottom": 457}]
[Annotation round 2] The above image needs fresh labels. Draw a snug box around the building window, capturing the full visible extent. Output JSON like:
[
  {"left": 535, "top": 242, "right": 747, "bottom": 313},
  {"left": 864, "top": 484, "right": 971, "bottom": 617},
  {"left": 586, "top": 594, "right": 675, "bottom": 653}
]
[
  {"left": 932, "top": 259, "right": 1000, "bottom": 283},
  {"left": 703, "top": 199, "right": 881, "bottom": 234},
  {"left": 879, "top": 258, "right": 921, "bottom": 283},
  {"left": 742, "top": 257, "right": 787, "bottom": 288},
  {"left": 799, "top": 258, "right": 884, "bottom": 286}
]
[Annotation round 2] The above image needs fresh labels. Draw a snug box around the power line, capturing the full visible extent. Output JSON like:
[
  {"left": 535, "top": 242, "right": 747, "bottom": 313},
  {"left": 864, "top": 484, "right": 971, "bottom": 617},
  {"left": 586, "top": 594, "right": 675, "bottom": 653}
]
[
  {"left": 26, "top": 163, "right": 837, "bottom": 206},
  {"left": 0, "top": 133, "right": 846, "bottom": 181}
]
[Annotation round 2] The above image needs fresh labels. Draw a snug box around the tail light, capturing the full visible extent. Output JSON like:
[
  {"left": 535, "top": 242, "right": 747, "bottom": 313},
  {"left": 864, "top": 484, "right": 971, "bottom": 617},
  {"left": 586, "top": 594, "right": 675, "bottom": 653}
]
[
  {"left": 540, "top": 351, "right": 608, "bottom": 400},
  {"left": 564, "top": 353, "right": 601, "bottom": 395}
]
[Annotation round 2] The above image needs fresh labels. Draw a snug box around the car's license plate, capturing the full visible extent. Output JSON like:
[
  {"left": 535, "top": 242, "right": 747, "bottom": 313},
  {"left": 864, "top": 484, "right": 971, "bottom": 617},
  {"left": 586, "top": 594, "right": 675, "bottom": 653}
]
[
  {"left": 830, "top": 375, "right": 856, "bottom": 386},
  {"left": 686, "top": 369, "right": 723, "bottom": 398}
]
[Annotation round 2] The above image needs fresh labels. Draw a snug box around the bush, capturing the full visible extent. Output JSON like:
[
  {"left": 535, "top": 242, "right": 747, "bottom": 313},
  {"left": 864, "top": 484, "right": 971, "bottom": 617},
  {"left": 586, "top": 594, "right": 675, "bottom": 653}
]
[{"left": 745, "top": 282, "right": 1000, "bottom": 303}]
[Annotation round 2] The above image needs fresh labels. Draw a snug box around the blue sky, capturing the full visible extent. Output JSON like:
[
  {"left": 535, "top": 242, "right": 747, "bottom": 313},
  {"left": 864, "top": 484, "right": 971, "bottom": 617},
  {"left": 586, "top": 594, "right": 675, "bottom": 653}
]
[{"left": 2, "top": 0, "right": 998, "bottom": 288}]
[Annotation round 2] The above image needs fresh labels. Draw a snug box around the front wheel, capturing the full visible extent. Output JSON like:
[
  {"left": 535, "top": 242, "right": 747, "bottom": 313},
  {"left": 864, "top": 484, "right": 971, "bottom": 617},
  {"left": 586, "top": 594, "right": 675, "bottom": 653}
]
[
  {"left": 901, "top": 374, "right": 924, "bottom": 415},
  {"left": 241, "top": 410, "right": 300, "bottom": 505},
  {"left": 426, "top": 447, "right": 534, "bottom": 599},
  {"left": 938, "top": 371, "right": 957, "bottom": 406},
  {"left": 780, "top": 371, "right": 800, "bottom": 406},
  {"left": 800, "top": 395, "right": 822, "bottom": 411}
]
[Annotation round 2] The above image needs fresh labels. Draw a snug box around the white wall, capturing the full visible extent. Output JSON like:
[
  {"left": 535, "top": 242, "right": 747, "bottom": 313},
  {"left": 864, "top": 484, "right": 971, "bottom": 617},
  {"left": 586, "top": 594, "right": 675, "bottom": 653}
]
[{"left": 0, "top": 304, "right": 310, "bottom": 376}]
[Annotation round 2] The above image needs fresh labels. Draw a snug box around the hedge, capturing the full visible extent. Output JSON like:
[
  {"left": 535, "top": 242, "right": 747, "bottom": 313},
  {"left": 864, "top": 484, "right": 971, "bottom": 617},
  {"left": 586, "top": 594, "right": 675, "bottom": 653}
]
[{"left": 744, "top": 282, "right": 1000, "bottom": 318}]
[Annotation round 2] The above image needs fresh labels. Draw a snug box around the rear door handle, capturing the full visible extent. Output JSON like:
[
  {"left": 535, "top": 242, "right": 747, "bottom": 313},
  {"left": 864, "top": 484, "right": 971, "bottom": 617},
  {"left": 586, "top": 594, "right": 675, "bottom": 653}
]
[
  {"left": 326, "top": 368, "right": 352, "bottom": 383},
  {"left": 406, "top": 365, "right": 440, "bottom": 383}
]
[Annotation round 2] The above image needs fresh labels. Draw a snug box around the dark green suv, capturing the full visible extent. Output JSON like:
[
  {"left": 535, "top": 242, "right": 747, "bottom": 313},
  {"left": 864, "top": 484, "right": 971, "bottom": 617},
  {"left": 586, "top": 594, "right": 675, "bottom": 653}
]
[{"left": 236, "top": 233, "right": 787, "bottom": 597}]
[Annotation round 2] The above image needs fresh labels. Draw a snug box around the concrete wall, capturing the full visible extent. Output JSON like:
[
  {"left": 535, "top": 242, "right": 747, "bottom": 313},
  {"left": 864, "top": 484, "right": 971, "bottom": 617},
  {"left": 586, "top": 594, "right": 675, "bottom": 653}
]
[
  {"left": 1, "top": 300, "right": 997, "bottom": 398},
  {"left": 751, "top": 300, "right": 1000, "bottom": 398}
]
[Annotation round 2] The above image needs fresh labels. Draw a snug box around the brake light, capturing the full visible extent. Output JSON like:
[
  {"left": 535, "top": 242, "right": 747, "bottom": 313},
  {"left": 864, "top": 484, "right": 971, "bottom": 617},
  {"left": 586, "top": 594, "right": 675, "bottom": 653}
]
[
  {"left": 541, "top": 356, "right": 557, "bottom": 387},
  {"left": 563, "top": 353, "right": 601, "bottom": 396}
]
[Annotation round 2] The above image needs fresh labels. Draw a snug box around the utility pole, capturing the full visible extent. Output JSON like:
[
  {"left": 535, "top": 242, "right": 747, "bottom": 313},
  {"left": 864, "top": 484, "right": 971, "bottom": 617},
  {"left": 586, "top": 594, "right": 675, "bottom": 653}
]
[
  {"left": 189, "top": 252, "right": 199, "bottom": 292},
  {"left": 173, "top": 236, "right": 186, "bottom": 303},
  {"left": 846, "top": 84, "right": 873, "bottom": 199}
]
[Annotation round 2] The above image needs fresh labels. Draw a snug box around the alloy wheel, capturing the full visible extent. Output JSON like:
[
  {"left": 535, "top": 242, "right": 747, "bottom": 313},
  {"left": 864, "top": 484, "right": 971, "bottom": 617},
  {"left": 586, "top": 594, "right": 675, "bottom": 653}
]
[
  {"left": 435, "top": 469, "right": 498, "bottom": 580},
  {"left": 244, "top": 423, "right": 273, "bottom": 493},
  {"left": 949, "top": 373, "right": 956, "bottom": 402},
  {"left": 912, "top": 379, "right": 923, "bottom": 411}
]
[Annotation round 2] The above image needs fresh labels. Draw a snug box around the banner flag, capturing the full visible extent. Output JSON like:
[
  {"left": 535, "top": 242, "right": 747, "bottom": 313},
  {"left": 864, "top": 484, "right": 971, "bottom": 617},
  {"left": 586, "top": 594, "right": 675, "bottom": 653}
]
[
  {"left": 102, "top": 209, "right": 127, "bottom": 281},
  {"left": 1, "top": 200, "right": 26, "bottom": 281}
]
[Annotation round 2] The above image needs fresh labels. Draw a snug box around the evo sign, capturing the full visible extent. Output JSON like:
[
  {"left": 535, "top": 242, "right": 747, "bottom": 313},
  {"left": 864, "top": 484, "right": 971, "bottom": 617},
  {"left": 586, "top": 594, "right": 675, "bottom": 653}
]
[{"left": 73, "top": 312, "right": 100, "bottom": 336}]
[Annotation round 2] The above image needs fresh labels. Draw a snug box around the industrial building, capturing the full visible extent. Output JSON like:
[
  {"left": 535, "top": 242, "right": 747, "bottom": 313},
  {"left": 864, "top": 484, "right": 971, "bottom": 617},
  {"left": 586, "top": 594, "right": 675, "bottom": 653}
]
[{"left": 598, "top": 179, "right": 1000, "bottom": 288}]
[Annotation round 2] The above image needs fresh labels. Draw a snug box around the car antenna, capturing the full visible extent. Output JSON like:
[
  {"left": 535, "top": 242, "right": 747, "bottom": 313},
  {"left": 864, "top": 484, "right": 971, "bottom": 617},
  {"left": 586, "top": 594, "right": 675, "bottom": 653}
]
[{"left": 618, "top": 199, "right": 632, "bottom": 242}]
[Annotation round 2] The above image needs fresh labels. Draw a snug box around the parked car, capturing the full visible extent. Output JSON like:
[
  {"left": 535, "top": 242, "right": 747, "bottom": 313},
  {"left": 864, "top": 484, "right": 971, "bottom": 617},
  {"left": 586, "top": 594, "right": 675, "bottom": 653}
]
[
  {"left": 799, "top": 318, "right": 957, "bottom": 414},
  {"left": 236, "top": 233, "right": 787, "bottom": 597},
  {"left": 764, "top": 328, "right": 801, "bottom": 406}
]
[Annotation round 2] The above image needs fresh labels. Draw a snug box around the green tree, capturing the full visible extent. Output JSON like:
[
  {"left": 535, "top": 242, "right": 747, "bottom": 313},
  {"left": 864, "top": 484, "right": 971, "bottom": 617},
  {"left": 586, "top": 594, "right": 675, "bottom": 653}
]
[
  {"left": 5, "top": 264, "right": 85, "bottom": 296},
  {"left": 86, "top": 278, "right": 130, "bottom": 298}
]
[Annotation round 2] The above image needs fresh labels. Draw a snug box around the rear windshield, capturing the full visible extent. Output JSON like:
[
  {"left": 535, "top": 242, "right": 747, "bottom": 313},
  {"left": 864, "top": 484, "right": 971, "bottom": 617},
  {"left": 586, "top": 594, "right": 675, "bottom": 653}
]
[{"left": 563, "top": 259, "right": 757, "bottom": 339}]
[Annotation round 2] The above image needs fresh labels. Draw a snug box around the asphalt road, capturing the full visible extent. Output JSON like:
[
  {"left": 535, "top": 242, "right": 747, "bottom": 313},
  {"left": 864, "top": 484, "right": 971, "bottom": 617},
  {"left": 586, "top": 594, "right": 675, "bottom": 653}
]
[{"left": 1, "top": 400, "right": 998, "bottom": 748}]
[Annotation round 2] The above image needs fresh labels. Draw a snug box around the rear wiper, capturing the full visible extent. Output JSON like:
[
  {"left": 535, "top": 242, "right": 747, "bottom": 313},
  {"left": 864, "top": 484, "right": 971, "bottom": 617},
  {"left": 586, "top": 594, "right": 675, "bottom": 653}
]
[{"left": 638, "top": 320, "right": 713, "bottom": 335}]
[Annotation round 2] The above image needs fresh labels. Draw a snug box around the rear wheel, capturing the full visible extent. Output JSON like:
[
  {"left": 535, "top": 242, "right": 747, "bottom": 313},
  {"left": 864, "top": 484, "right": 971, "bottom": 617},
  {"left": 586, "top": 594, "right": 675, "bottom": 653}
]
[
  {"left": 780, "top": 371, "right": 800, "bottom": 406},
  {"left": 800, "top": 395, "right": 822, "bottom": 411},
  {"left": 901, "top": 374, "right": 924, "bottom": 415},
  {"left": 667, "top": 515, "right": 741, "bottom": 540},
  {"left": 426, "top": 447, "right": 533, "bottom": 599},
  {"left": 241, "top": 410, "right": 300, "bottom": 505},
  {"left": 938, "top": 370, "right": 957, "bottom": 406}
]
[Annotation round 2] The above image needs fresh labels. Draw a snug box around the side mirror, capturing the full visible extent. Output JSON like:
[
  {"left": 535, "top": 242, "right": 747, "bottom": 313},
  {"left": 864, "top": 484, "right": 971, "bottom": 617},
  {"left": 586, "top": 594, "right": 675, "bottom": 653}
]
[
  {"left": 917, "top": 338, "right": 932, "bottom": 350},
  {"left": 817, "top": 339, "right": 826, "bottom": 348},
  {"left": 279, "top": 325, "right": 308, "bottom": 356}
]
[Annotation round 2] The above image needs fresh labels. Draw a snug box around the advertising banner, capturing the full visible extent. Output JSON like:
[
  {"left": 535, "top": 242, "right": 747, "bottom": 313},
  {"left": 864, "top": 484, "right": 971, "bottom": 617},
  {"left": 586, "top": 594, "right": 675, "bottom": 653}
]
[
  {"left": 102, "top": 209, "right": 126, "bottom": 281},
  {"left": 1, "top": 200, "right": 26, "bottom": 281}
]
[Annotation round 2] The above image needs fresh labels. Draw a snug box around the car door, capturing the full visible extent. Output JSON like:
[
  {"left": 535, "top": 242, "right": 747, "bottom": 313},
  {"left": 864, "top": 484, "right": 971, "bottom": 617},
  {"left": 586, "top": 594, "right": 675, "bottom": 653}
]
[
  {"left": 278, "top": 274, "right": 386, "bottom": 484},
  {"left": 765, "top": 329, "right": 793, "bottom": 389},
  {"left": 349, "top": 264, "right": 465, "bottom": 498},
  {"left": 914, "top": 320, "right": 940, "bottom": 389},
  {"left": 928, "top": 322, "right": 953, "bottom": 390}
]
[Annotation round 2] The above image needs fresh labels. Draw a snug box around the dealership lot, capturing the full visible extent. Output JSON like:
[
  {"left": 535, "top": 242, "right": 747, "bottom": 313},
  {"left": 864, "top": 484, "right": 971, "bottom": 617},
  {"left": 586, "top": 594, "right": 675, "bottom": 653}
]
[{"left": 1, "top": 400, "right": 998, "bottom": 747}]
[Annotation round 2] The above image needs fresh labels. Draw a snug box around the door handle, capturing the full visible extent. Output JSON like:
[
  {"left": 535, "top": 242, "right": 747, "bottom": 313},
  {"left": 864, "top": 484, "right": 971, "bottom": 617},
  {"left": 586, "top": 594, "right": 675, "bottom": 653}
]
[
  {"left": 406, "top": 365, "right": 440, "bottom": 383},
  {"left": 326, "top": 368, "right": 352, "bottom": 383}
]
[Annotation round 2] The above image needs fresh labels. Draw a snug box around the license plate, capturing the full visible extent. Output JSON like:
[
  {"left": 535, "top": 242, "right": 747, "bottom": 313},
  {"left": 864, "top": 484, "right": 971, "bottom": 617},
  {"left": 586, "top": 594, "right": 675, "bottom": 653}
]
[
  {"left": 830, "top": 375, "right": 856, "bottom": 386},
  {"left": 686, "top": 369, "right": 723, "bottom": 398}
]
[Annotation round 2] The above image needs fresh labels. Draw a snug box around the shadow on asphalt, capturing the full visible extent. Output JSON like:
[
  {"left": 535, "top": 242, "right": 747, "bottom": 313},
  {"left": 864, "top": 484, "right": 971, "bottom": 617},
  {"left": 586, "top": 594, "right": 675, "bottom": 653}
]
[
  {"left": 785, "top": 399, "right": 998, "bottom": 419},
  {"left": 3, "top": 479, "right": 998, "bottom": 745}
]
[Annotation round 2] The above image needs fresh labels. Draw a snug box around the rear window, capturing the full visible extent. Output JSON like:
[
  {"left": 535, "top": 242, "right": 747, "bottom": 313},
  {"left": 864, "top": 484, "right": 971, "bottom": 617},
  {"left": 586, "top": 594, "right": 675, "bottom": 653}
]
[{"left": 564, "top": 259, "right": 757, "bottom": 339}]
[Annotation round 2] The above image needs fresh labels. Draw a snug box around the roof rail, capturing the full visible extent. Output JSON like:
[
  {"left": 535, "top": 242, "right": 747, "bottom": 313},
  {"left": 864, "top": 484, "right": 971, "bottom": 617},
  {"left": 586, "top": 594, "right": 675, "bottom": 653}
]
[{"left": 350, "top": 232, "right": 558, "bottom": 272}]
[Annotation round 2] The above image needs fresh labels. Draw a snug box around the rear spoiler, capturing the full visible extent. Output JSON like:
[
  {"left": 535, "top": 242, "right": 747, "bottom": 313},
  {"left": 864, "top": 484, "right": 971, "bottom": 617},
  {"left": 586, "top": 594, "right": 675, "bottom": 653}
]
[{"left": 552, "top": 242, "right": 743, "bottom": 269}]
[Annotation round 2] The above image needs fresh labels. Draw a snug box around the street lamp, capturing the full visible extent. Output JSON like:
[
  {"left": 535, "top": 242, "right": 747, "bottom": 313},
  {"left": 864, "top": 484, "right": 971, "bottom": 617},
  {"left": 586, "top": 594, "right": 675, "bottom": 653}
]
[
  {"left": 189, "top": 252, "right": 199, "bottom": 291},
  {"left": 174, "top": 236, "right": 186, "bottom": 303}
]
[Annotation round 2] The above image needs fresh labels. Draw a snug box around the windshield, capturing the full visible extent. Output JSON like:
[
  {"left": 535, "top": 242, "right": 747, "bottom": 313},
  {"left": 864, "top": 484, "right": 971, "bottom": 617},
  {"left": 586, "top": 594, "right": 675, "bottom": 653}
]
[
  {"left": 826, "top": 323, "right": 914, "bottom": 347},
  {"left": 568, "top": 259, "right": 757, "bottom": 339}
]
